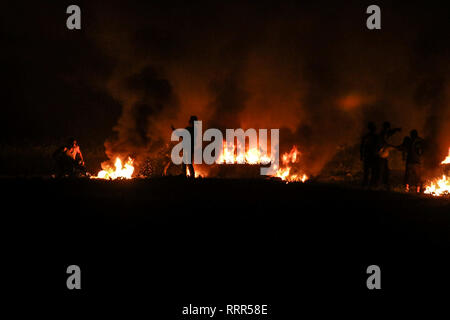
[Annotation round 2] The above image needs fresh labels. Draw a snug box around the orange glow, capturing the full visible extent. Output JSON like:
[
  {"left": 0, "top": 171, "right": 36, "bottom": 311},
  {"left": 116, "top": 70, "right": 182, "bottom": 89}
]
[
  {"left": 92, "top": 157, "right": 135, "bottom": 180},
  {"left": 338, "top": 94, "right": 364, "bottom": 111}
]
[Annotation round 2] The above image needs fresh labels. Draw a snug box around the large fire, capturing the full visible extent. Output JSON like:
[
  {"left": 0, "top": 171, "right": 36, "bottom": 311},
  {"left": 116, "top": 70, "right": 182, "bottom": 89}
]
[
  {"left": 424, "top": 175, "right": 450, "bottom": 197},
  {"left": 215, "top": 142, "right": 308, "bottom": 182},
  {"left": 91, "top": 157, "right": 135, "bottom": 180},
  {"left": 93, "top": 145, "right": 308, "bottom": 182},
  {"left": 424, "top": 148, "right": 450, "bottom": 196}
]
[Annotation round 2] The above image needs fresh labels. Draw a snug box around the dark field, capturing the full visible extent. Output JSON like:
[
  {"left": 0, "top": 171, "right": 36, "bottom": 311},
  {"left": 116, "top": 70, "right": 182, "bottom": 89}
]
[{"left": 3, "top": 177, "right": 450, "bottom": 313}]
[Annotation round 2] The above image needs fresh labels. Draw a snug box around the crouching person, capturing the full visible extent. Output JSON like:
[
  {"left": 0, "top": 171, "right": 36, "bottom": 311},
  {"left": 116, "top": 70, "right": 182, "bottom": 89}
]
[{"left": 53, "top": 137, "right": 87, "bottom": 177}]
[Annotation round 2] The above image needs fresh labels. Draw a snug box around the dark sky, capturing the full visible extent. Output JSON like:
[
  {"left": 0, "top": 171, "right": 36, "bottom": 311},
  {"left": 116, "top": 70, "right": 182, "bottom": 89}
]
[{"left": 2, "top": 0, "right": 449, "bottom": 169}]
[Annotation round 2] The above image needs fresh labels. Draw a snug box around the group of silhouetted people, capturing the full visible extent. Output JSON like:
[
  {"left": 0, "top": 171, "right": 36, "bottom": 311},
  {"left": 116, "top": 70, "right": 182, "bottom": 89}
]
[
  {"left": 360, "top": 121, "right": 425, "bottom": 192},
  {"left": 53, "top": 118, "right": 426, "bottom": 189}
]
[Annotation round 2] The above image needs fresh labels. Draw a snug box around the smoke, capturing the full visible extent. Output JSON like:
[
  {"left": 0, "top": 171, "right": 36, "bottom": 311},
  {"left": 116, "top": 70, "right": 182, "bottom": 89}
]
[
  {"left": 87, "top": 1, "right": 450, "bottom": 175},
  {"left": 103, "top": 66, "right": 179, "bottom": 160}
]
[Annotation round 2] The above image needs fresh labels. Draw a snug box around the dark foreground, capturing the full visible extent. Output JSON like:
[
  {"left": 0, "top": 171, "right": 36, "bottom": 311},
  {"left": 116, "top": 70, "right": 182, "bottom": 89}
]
[{"left": 2, "top": 177, "right": 450, "bottom": 314}]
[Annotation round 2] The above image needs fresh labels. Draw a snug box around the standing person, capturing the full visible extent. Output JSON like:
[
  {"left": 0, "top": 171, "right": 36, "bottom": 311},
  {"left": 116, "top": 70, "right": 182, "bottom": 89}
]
[
  {"left": 360, "top": 122, "right": 378, "bottom": 187},
  {"left": 376, "top": 121, "right": 402, "bottom": 189},
  {"left": 399, "top": 130, "right": 425, "bottom": 193},
  {"left": 172, "top": 116, "right": 197, "bottom": 178}
]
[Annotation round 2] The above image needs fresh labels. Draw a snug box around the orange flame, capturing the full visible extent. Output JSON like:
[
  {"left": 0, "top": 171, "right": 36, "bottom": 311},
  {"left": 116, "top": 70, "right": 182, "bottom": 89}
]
[
  {"left": 216, "top": 141, "right": 271, "bottom": 165},
  {"left": 424, "top": 148, "right": 450, "bottom": 196},
  {"left": 441, "top": 148, "right": 450, "bottom": 165},
  {"left": 186, "top": 166, "right": 206, "bottom": 178},
  {"left": 216, "top": 143, "right": 308, "bottom": 182},
  {"left": 273, "top": 146, "right": 308, "bottom": 183},
  {"left": 424, "top": 175, "right": 450, "bottom": 196},
  {"left": 91, "top": 157, "right": 135, "bottom": 180}
]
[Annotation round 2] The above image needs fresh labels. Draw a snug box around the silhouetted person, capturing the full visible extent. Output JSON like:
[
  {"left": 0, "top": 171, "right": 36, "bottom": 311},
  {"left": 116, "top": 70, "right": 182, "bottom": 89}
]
[
  {"left": 162, "top": 144, "right": 173, "bottom": 176},
  {"left": 375, "top": 121, "right": 402, "bottom": 189},
  {"left": 53, "top": 138, "right": 86, "bottom": 177},
  {"left": 360, "top": 122, "right": 378, "bottom": 187},
  {"left": 172, "top": 116, "right": 197, "bottom": 178},
  {"left": 399, "top": 130, "right": 425, "bottom": 193}
]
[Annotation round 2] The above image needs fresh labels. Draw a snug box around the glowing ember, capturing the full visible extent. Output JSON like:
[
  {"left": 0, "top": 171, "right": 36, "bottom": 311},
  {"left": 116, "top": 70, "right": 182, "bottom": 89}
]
[
  {"left": 441, "top": 148, "right": 450, "bottom": 164},
  {"left": 274, "top": 167, "right": 308, "bottom": 183},
  {"left": 92, "top": 157, "right": 135, "bottom": 180}
]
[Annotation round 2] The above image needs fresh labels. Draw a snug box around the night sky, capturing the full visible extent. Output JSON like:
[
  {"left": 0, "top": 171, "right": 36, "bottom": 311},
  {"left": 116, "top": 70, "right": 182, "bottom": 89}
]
[{"left": 2, "top": 1, "right": 449, "bottom": 170}]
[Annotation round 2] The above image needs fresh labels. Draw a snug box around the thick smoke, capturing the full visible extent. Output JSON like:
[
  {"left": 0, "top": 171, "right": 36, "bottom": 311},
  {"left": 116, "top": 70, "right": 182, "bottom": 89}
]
[
  {"left": 103, "top": 66, "right": 179, "bottom": 160},
  {"left": 88, "top": 1, "right": 450, "bottom": 175}
]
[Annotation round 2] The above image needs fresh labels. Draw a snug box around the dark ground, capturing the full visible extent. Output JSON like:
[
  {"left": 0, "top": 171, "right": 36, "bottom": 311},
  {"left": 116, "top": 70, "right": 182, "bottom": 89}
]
[{"left": 2, "top": 177, "right": 450, "bottom": 315}]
